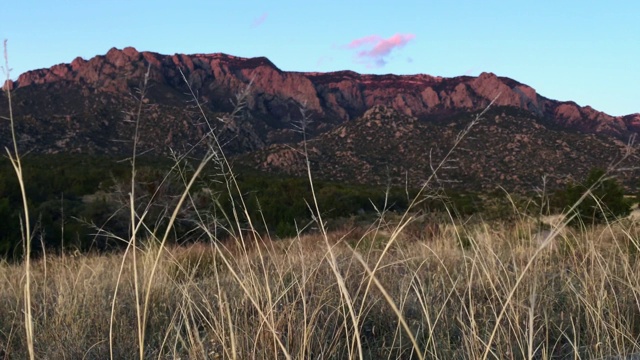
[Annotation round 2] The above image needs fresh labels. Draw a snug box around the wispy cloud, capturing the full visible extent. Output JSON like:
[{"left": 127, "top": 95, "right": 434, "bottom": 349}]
[
  {"left": 251, "top": 12, "right": 268, "bottom": 28},
  {"left": 344, "top": 33, "right": 415, "bottom": 68}
]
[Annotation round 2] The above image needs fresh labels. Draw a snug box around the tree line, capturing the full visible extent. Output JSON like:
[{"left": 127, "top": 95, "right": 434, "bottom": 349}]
[{"left": 0, "top": 155, "right": 635, "bottom": 260}]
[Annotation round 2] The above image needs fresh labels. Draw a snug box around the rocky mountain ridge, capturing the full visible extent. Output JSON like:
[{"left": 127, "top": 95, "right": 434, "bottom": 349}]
[
  {"left": 1, "top": 47, "right": 639, "bottom": 191},
  {"left": 8, "top": 47, "right": 640, "bottom": 137}
]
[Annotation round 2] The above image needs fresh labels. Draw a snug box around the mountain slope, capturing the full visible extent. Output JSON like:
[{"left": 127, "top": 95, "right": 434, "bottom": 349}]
[
  {"left": 1, "top": 47, "right": 638, "bottom": 191},
  {"left": 246, "top": 105, "right": 637, "bottom": 192}
]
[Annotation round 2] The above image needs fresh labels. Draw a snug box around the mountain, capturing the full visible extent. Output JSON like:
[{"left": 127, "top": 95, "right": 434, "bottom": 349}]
[
  {"left": 1, "top": 47, "right": 638, "bottom": 192},
  {"left": 246, "top": 105, "right": 637, "bottom": 192}
]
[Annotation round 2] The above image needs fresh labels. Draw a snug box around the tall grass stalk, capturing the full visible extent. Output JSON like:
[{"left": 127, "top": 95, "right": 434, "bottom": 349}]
[
  {"left": 2, "top": 40, "right": 35, "bottom": 360},
  {"left": 480, "top": 145, "right": 636, "bottom": 360},
  {"left": 298, "top": 103, "right": 366, "bottom": 360},
  {"left": 130, "top": 64, "right": 151, "bottom": 360},
  {"left": 173, "top": 70, "right": 294, "bottom": 359}
]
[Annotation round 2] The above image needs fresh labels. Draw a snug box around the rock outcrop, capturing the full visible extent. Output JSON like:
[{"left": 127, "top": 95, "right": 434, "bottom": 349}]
[
  {"left": 1, "top": 47, "right": 639, "bottom": 192},
  {"left": 9, "top": 47, "right": 639, "bottom": 140}
]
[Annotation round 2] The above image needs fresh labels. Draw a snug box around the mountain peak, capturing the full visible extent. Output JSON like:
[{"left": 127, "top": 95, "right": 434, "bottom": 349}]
[
  {"left": 1, "top": 48, "right": 638, "bottom": 192},
  {"left": 105, "top": 46, "right": 142, "bottom": 67},
  {"left": 1, "top": 79, "right": 13, "bottom": 91},
  {"left": 5, "top": 48, "right": 639, "bottom": 141}
]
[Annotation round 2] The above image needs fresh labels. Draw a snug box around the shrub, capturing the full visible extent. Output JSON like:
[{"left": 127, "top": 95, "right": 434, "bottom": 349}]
[{"left": 559, "top": 168, "right": 631, "bottom": 226}]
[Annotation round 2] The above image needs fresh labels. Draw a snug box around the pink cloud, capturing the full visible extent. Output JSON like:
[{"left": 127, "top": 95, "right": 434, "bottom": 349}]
[
  {"left": 345, "top": 33, "right": 415, "bottom": 68},
  {"left": 251, "top": 12, "right": 268, "bottom": 28},
  {"left": 347, "top": 35, "right": 383, "bottom": 49}
]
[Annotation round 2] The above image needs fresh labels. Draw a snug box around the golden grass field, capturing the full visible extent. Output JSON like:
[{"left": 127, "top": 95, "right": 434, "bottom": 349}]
[{"left": 1, "top": 215, "right": 640, "bottom": 359}]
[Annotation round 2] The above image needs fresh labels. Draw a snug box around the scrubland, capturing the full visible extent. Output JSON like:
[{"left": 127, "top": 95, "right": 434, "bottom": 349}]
[
  {"left": 3, "top": 43, "right": 640, "bottom": 359},
  {"left": 1, "top": 215, "right": 640, "bottom": 359}
]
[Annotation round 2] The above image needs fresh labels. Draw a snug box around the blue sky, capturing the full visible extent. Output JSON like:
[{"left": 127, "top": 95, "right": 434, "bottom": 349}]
[{"left": 2, "top": 1, "right": 638, "bottom": 116}]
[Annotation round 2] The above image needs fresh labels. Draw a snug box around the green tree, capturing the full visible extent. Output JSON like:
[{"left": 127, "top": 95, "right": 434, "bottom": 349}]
[
  {"left": 0, "top": 197, "right": 19, "bottom": 256},
  {"left": 562, "top": 168, "right": 631, "bottom": 226}
]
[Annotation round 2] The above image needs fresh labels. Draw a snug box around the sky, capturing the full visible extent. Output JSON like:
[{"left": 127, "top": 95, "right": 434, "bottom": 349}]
[{"left": 1, "top": 1, "right": 639, "bottom": 116}]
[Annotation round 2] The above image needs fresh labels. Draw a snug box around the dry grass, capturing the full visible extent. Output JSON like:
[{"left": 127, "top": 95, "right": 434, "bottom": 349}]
[{"left": 0, "top": 217, "right": 639, "bottom": 359}]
